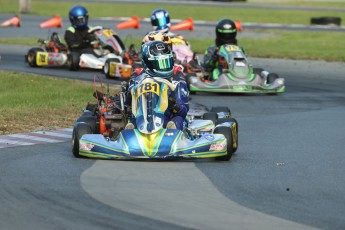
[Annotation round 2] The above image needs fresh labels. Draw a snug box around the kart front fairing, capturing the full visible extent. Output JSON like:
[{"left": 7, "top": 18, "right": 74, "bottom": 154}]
[{"left": 78, "top": 76, "right": 228, "bottom": 159}]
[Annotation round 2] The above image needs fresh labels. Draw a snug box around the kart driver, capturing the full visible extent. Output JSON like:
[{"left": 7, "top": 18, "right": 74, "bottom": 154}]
[
  {"left": 125, "top": 40, "right": 189, "bottom": 130},
  {"left": 150, "top": 8, "right": 190, "bottom": 47},
  {"left": 64, "top": 5, "right": 97, "bottom": 55},
  {"left": 203, "top": 18, "right": 243, "bottom": 81}
]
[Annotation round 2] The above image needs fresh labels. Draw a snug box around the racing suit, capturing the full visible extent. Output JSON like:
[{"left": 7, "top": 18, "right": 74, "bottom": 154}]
[
  {"left": 203, "top": 38, "right": 245, "bottom": 81},
  {"left": 64, "top": 26, "right": 96, "bottom": 54},
  {"left": 126, "top": 66, "right": 189, "bottom": 130}
]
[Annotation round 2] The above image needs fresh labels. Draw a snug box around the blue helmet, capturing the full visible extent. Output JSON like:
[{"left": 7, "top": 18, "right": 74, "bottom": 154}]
[
  {"left": 69, "top": 5, "right": 89, "bottom": 29},
  {"left": 151, "top": 9, "right": 171, "bottom": 32},
  {"left": 141, "top": 41, "right": 174, "bottom": 78}
]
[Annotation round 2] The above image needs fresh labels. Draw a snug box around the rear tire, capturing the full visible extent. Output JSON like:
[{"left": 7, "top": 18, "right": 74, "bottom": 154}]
[
  {"left": 26, "top": 47, "right": 44, "bottom": 67},
  {"left": 214, "top": 126, "right": 233, "bottom": 161},
  {"left": 211, "top": 106, "right": 231, "bottom": 118},
  {"left": 267, "top": 73, "right": 279, "bottom": 84},
  {"left": 203, "top": 112, "right": 218, "bottom": 124},
  {"left": 67, "top": 52, "right": 80, "bottom": 71},
  {"left": 72, "top": 122, "right": 92, "bottom": 158},
  {"left": 76, "top": 115, "right": 98, "bottom": 134}
]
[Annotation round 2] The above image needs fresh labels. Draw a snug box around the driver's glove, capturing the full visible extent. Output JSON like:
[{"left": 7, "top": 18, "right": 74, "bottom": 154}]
[
  {"left": 83, "top": 33, "right": 97, "bottom": 44},
  {"left": 168, "top": 97, "right": 180, "bottom": 114}
]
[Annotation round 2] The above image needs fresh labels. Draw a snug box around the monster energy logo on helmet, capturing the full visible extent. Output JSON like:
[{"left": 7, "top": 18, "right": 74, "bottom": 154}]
[{"left": 218, "top": 23, "right": 237, "bottom": 33}]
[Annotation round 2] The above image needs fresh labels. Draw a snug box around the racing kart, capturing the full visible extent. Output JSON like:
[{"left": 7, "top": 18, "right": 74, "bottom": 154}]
[
  {"left": 72, "top": 75, "right": 238, "bottom": 161},
  {"left": 25, "top": 27, "right": 132, "bottom": 78},
  {"left": 186, "top": 44, "right": 285, "bottom": 94}
]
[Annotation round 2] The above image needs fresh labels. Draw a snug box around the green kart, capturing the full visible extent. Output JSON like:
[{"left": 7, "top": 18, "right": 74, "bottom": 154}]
[{"left": 186, "top": 44, "right": 285, "bottom": 94}]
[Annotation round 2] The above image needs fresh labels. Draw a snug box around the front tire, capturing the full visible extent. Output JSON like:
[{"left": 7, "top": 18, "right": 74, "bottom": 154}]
[
  {"left": 72, "top": 122, "right": 92, "bottom": 158},
  {"left": 216, "top": 118, "right": 238, "bottom": 153},
  {"left": 214, "top": 126, "right": 234, "bottom": 161}
]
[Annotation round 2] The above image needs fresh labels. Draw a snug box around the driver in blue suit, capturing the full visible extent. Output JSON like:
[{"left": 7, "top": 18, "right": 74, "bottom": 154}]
[{"left": 126, "top": 40, "right": 189, "bottom": 130}]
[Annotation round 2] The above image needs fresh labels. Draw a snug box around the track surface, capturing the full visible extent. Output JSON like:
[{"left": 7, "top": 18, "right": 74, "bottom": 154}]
[{"left": 0, "top": 14, "right": 345, "bottom": 230}]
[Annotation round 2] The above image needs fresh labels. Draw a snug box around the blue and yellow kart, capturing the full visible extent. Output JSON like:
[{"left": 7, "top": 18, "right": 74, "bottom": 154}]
[{"left": 72, "top": 76, "right": 238, "bottom": 161}]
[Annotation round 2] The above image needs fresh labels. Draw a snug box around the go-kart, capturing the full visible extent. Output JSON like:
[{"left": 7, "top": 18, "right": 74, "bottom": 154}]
[
  {"left": 25, "top": 27, "right": 132, "bottom": 78},
  {"left": 67, "top": 26, "right": 132, "bottom": 78},
  {"left": 72, "top": 75, "right": 238, "bottom": 161},
  {"left": 186, "top": 44, "right": 285, "bottom": 94}
]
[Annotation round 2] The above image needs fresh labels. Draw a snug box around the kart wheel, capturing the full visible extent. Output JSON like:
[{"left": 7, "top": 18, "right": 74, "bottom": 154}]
[
  {"left": 211, "top": 106, "right": 231, "bottom": 118},
  {"left": 76, "top": 115, "right": 99, "bottom": 134},
  {"left": 267, "top": 73, "right": 279, "bottom": 84},
  {"left": 72, "top": 122, "right": 92, "bottom": 158},
  {"left": 26, "top": 47, "right": 44, "bottom": 67},
  {"left": 103, "top": 58, "right": 119, "bottom": 78},
  {"left": 67, "top": 52, "right": 80, "bottom": 71},
  {"left": 203, "top": 112, "right": 218, "bottom": 124},
  {"left": 214, "top": 126, "right": 234, "bottom": 161},
  {"left": 216, "top": 117, "right": 238, "bottom": 153}
]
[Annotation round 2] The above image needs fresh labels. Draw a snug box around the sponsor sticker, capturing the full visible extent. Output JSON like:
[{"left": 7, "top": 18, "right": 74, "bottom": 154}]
[
  {"left": 209, "top": 142, "right": 226, "bottom": 151},
  {"left": 80, "top": 143, "right": 94, "bottom": 151},
  {"left": 204, "top": 134, "right": 215, "bottom": 141}
]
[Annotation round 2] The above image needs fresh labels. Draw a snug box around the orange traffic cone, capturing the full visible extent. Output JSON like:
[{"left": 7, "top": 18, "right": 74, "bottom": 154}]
[
  {"left": 116, "top": 16, "right": 140, "bottom": 29},
  {"left": 170, "top": 18, "right": 194, "bottom": 31},
  {"left": 1, "top": 15, "right": 21, "bottom": 27},
  {"left": 235, "top": 20, "right": 242, "bottom": 32},
  {"left": 40, "top": 15, "right": 62, "bottom": 28}
]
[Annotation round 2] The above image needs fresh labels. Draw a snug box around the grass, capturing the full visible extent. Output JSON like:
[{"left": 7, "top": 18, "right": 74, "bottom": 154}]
[{"left": 0, "top": 71, "right": 120, "bottom": 135}]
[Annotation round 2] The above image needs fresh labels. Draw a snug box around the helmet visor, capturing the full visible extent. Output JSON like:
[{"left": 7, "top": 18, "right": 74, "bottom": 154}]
[{"left": 147, "top": 54, "right": 174, "bottom": 72}]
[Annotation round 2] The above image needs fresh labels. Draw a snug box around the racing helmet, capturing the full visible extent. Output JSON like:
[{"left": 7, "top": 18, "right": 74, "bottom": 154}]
[
  {"left": 141, "top": 41, "right": 174, "bottom": 78},
  {"left": 69, "top": 5, "right": 89, "bottom": 29},
  {"left": 151, "top": 9, "right": 171, "bottom": 32},
  {"left": 215, "top": 18, "right": 238, "bottom": 47},
  {"left": 142, "top": 31, "right": 172, "bottom": 49}
]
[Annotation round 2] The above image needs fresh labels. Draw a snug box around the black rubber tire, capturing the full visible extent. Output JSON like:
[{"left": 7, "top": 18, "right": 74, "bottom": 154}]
[
  {"left": 210, "top": 106, "right": 231, "bottom": 118},
  {"left": 72, "top": 122, "right": 92, "bottom": 158},
  {"left": 216, "top": 118, "right": 238, "bottom": 153},
  {"left": 26, "top": 47, "right": 44, "bottom": 67},
  {"left": 103, "top": 58, "right": 120, "bottom": 78},
  {"left": 67, "top": 52, "right": 80, "bottom": 71},
  {"left": 214, "top": 126, "right": 233, "bottom": 161},
  {"left": 267, "top": 73, "right": 279, "bottom": 84},
  {"left": 203, "top": 112, "right": 218, "bottom": 124},
  {"left": 76, "top": 115, "right": 98, "bottom": 134},
  {"left": 311, "top": 17, "right": 341, "bottom": 26}
]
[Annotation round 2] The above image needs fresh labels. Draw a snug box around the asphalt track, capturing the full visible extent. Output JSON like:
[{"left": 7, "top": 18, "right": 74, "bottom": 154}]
[{"left": 1, "top": 14, "right": 345, "bottom": 230}]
